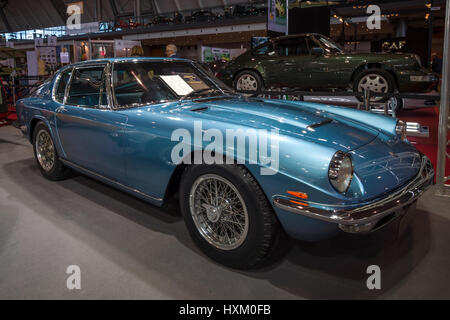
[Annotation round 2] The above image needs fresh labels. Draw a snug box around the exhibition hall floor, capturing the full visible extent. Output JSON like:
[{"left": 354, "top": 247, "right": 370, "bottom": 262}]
[{"left": 0, "top": 125, "right": 449, "bottom": 299}]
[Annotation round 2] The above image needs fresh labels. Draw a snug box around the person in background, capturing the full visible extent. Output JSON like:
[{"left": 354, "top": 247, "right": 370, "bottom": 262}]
[
  {"left": 165, "top": 44, "right": 179, "bottom": 58},
  {"left": 431, "top": 53, "right": 443, "bottom": 92},
  {"left": 431, "top": 53, "right": 443, "bottom": 75},
  {"left": 131, "top": 45, "right": 144, "bottom": 57}
]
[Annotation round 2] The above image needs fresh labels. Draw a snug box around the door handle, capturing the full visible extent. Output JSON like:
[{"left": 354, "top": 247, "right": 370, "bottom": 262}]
[{"left": 57, "top": 106, "right": 68, "bottom": 113}]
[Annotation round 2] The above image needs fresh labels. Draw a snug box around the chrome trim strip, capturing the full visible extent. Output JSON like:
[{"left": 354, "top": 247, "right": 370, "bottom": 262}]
[
  {"left": 60, "top": 159, "right": 163, "bottom": 203},
  {"left": 62, "top": 63, "right": 112, "bottom": 110},
  {"left": 52, "top": 66, "right": 74, "bottom": 104},
  {"left": 273, "top": 156, "right": 434, "bottom": 229}
]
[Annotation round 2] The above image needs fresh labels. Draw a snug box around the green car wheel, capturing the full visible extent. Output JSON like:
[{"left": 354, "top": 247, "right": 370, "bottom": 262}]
[{"left": 233, "top": 70, "right": 264, "bottom": 93}]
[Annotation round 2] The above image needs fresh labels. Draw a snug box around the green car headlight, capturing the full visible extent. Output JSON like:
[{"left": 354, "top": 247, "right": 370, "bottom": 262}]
[{"left": 329, "top": 152, "right": 353, "bottom": 194}]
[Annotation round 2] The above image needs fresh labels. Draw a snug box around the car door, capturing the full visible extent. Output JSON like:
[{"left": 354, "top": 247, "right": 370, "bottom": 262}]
[
  {"left": 271, "top": 36, "right": 312, "bottom": 88},
  {"left": 248, "top": 41, "right": 280, "bottom": 88},
  {"left": 303, "top": 35, "right": 344, "bottom": 89},
  {"left": 54, "top": 63, "right": 128, "bottom": 183}
]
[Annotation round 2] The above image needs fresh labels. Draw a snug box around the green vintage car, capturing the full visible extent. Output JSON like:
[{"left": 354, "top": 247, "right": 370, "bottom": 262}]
[{"left": 219, "top": 33, "right": 438, "bottom": 103}]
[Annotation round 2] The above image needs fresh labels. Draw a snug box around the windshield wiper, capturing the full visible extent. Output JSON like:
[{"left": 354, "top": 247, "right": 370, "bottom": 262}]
[{"left": 179, "top": 88, "right": 223, "bottom": 102}]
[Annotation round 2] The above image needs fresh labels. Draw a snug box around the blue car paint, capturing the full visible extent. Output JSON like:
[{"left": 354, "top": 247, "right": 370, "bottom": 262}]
[
  {"left": 55, "top": 104, "right": 129, "bottom": 183},
  {"left": 16, "top": 58, "right": 422, "bottom": 242}
]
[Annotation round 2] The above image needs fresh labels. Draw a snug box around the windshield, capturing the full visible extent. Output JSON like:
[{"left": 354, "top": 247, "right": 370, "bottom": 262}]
[
  {"left": 112, "top": 60, "right": 233, "bottom": 108},
  {"left": 315, "top": 35, "right": 343, "bottom": 54}
]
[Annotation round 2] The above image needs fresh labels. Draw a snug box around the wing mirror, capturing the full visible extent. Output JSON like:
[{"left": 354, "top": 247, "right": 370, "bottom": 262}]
[{"left": 311, "top": 47, "right": 325, "bottom": 56}]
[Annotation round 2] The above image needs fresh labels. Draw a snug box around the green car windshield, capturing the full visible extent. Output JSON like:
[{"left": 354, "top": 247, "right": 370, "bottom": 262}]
[
  {"left": 112, "top": 61, "right": 233, "bottom": 108},
  {"left": 314, "top": 35, "right": 343, "bottom": 54}
]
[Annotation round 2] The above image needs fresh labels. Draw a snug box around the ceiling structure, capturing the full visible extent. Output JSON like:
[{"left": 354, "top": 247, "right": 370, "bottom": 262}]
[
  {"left": 0, "top": 0, "right": 446, "bottom": 33},
  {"left": 0, "top": 0, "right": 258, "bottom": 33}
]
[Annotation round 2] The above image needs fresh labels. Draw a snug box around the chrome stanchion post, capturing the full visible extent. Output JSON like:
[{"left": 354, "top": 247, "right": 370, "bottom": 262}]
[{"left": 436, "top": 0, "right": 450, "bottom": 197}]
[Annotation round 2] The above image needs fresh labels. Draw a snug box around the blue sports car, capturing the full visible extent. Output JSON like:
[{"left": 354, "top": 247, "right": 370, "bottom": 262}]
[{"left": 15, "top": 58, "right": 434, "bottom": 269}]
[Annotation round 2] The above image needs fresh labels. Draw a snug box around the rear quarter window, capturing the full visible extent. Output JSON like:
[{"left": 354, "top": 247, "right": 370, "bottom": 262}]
[
  {"left": 27, "top": 80, "right": 52, "bottom": 98},
  {"left": 252, "top": 43, "right": 276, "bottom": 56}
]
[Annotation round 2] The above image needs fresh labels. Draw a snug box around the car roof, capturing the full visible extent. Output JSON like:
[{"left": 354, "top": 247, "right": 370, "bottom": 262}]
[{"left": 272, "top": 33, "right": 323, "bottom": 41}]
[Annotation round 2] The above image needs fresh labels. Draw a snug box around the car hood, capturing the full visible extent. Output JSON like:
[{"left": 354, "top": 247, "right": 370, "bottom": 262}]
[{"left": 178, "top": 98, "right": 379, "bottom": 152}]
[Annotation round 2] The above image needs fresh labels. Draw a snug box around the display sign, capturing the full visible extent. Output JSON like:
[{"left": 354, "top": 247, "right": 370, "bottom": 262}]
[
  {"left": 372, "top": 38, "right": 407, "bottom": 53},
  {"left": 202, "top": 46, "right": 213, "bottom": 63},
  {"left": 268, "top": 0, "right": 288, "bottom": 34},
  {"left": 48, "top": 36, "right": 57, "bottom": 46},
  {"left": 201, "top": 46, "right": 230, "bottom": 63},
  {"left": 160, "top": 75, "right": 194, "bottom": 96},
  {"left": 37, "top": 46, "right": 57, "bottom": 65},
  {"left": 26, "top": 50, "right": 38, "bottom": 82},
  {"left": 60, "top": 52, "right": 70, "bottom": 64},
  {"left": 34, "top": 38, "right": 44, "bottom": 48},
  {"left": 212, "top": 48, "right": 231, "bottom": 62}
]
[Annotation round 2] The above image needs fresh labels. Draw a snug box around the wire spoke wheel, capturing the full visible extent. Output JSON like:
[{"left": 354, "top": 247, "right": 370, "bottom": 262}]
[
  {"left": 189, "top": 174, "right": 249, "bottom": 250},
  {"left": 35, "top": 129, "right": 55, "bottom": 172}
]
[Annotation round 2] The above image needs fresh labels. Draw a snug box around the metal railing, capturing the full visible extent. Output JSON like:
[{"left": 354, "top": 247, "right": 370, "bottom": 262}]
[
  {"left": 237, "top": 88, "right": 440, "bottom": 117},
  {"left": 1, "top": 6, "right": 267, "bottom": 41},
  {"left": 436, "top": 0, "right": 450, "bottom": 197}
]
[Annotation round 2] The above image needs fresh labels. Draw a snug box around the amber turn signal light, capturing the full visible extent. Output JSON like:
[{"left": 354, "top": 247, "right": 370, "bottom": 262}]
[{"left": 287, "top": 191, "right": 308, "bottom": 199}]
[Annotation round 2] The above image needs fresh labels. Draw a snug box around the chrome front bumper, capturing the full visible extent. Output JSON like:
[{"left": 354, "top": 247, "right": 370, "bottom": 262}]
[{"left": 273, "top": 156, "right": 434, "bottom": 234}]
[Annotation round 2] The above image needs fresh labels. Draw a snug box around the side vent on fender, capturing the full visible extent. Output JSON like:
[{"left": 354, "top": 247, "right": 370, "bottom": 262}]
[
  {"left": 190, "top": 106, "right": 209, "bottom": 113},
  {"left": 307, "top": 119, "right": 333, "bottom": 130}
]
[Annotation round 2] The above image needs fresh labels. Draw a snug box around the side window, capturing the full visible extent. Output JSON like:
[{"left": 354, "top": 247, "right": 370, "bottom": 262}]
[
  {"left": 66, "top": 66, "right": 108, "bottom": 108},
  {"left": 54, "top": 69, "right": 72, "bottom": 103},
  {"left": 276, "top": 37, "right": 309, "bottom": 57},
  {"left": 253, "top": 43, "right": 276, "bottom": 56}
]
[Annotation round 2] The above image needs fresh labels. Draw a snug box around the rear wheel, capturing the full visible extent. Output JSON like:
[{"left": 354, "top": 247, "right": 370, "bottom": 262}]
[
  {"left": 354, "top": 69, "right": 394, "bottom": 102},
  {"left": 33, "top": 122, "right": 70, "bottom": 181},
  {"left": 233, "top": 70, "right": 263, "bottom": 93},
  {"left": 179, "top": 164, "right": 287, "bottom": 269}
]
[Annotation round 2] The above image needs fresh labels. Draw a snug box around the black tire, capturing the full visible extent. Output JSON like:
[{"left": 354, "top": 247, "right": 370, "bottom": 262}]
[
  {"left": 179, "top": 164, "right": 288, "bottom": 269},
  {"left": 33, "top": 122, "right": 70, "bottom": 181},
  {"left": 353, "top": 69, "right": 395, "bottom": 103},
  {"left": 233, "top": 70, "right": 264, "bottom": 93}
]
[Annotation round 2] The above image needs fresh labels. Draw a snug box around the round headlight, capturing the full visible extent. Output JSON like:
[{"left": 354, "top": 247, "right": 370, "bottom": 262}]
[
  {"left": 329, "top": 152, "right": 353, "bottom": 194},
  {"left": 396, "top": 120, "right": 407, "bottom": 141}
]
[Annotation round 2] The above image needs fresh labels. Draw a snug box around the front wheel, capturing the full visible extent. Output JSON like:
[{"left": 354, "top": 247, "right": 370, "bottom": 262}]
[{"left": 179, "top": 164, "right": 287, "bottom": 269}]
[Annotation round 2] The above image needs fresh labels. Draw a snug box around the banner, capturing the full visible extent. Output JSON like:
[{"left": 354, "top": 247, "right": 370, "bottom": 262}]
[
  {"left": 268, "top": 0, "right": 288, "bottom": 34},
  {"left": 66, "top": 22, "right": 99, "bottom": 35},
  {"left": 201, "top": 47, "right": 231, "bottom": 63}
]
